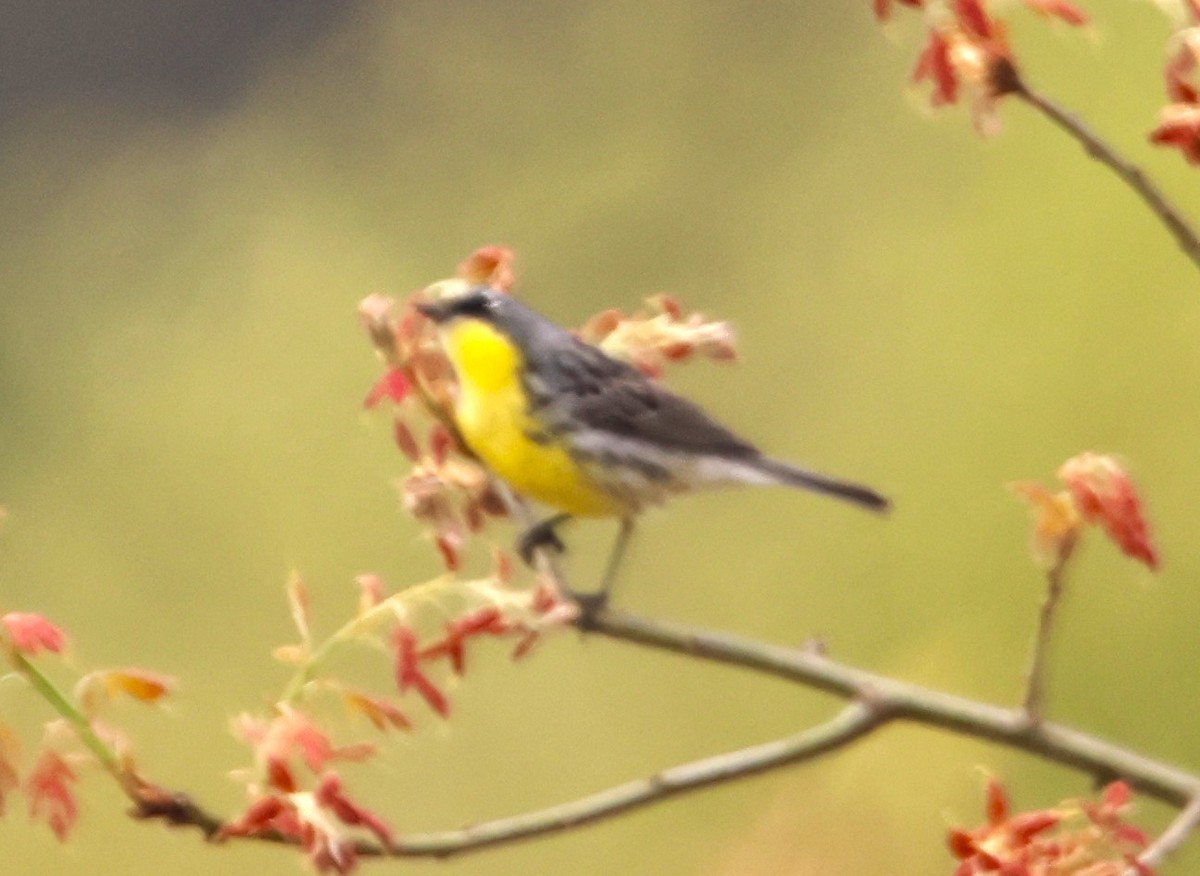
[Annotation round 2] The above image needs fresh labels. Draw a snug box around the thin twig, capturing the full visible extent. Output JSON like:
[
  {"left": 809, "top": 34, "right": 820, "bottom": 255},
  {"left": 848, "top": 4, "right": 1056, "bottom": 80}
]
[
  {"left": 578, "top": 608, "right": 1200, "bottom": 809},
  {"left": 108, "top": 606, "right": 1200, "bottom": 862},
  {"left": 1022, "top": 558, "right": 1069, "bottom": 724},
  {"left": 1013, "top": 82, "right": 1200, "bottom": 274},
  {"left": 130, "top": 700, "right": 886, "bottom": 858},
  {"left": 1132, "top": 795, "right": 1200, "bottom": 873},
  {"left": 9, "top": 652, "right": 131, "bottom": 791},
  {"left": 374, "top": 702, "right": 885, "bottom": 858}
]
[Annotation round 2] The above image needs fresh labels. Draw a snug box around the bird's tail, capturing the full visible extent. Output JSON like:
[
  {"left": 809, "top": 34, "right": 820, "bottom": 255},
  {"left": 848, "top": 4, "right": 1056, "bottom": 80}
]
[{"left": 754, "top": 457, "right": 891, "bottom": 513}]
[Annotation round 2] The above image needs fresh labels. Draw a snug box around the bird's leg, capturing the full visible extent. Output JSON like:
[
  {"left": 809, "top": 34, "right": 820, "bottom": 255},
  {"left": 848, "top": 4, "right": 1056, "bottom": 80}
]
[
  {"left": 516, "top": 513, "right": 573, "bottom": 566},
  {"left": 598, "top": 516, "right": 635, "bottom": 601},
  {"left": 571, "top": 517, "right": 635, "bottom": 627}
]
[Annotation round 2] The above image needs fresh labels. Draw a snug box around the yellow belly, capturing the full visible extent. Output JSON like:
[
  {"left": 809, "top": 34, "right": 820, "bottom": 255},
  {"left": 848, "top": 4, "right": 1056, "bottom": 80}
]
[
  {"left": 442, "top": 319, "right": 623, "bottom": 517},
  {"left": 457, "top": 386, "right": 622, "bottom": 517}
]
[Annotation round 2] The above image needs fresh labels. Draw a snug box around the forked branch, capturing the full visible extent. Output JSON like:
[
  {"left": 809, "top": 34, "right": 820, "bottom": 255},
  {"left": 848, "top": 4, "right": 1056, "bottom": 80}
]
[{"left": 110, "top": 605, "right": 1200, "bottom": 867}]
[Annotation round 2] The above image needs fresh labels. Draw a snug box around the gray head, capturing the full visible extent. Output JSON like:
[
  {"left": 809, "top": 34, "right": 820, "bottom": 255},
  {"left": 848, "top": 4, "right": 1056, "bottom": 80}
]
[
  {"left": 416, "top": 286, "right": 503, "bottom": 323},
  {"left": 416, "top": 286, "right": 573, "bottom": 350}
]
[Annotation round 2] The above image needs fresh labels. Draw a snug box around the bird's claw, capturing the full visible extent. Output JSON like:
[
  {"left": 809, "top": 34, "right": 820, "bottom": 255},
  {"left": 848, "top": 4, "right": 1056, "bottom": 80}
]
[
  {"left": 517, "top": 519, "right": 567, "bottom": 566},
  {"left": 568, "top": 589, "right": 609, "bottom": 630}
]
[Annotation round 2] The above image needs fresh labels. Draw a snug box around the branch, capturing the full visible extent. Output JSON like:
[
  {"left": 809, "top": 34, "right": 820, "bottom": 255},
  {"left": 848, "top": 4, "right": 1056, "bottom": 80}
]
[
  {"left": 10, "top": 652, "right": 130, "bottom": 790},
  {"left": 578, "top": 608, "right": 1200, "bottom": 810},
  {"left": 1133, "top": 795, "right": 1200, "bottom": 873},
  {"left": 121, "top": 606, "right": 1200, "bottom": 865},
  {"left": 1012, "top": 81, "right": 1200, "bottom": 274},
  {"left": 123, "top": 702, "right": 885, "bottom": 858},
  {"left": 1022, "top": 556, "right": 1070, "bottom": 724},
  {"left": 376, "top": 702, "right": 884, "bottom": 858}
]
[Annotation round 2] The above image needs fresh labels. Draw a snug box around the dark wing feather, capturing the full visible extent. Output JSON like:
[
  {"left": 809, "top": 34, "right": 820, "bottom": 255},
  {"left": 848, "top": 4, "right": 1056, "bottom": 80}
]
[{"left": 530, "top": 339, "right": 760, "bottom": 460}]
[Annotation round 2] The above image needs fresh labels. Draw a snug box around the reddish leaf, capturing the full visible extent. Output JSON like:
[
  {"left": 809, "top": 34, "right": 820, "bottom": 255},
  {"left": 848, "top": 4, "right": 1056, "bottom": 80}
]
[
  {"left": 1150, "top": 103, "right": 1200, "bottom": 166},
  {"left": 266, "top": 757, "right": 298, "bottom": 793},
  {"left": 409, "top": 672, "right": 450, "bottom": 719},
  {"left": 659, "top": 340, "right": 693, "bottom": 362},
  {"left": 1023, "top": 0, "right": 1089, "bottom": 26},
  {"left": 952, "top": 775, "right": 1150, "bottom": 874},
  {"left": 946, "top": 827, "right": 977, "bottom": 859},
  {"left": 421, "top": 607, "right": 511, "bottom": 675},
  {"left": 1008, "top": 810, "right": 1061, "bottom": 842},
  {"left": 1058, "top": 453, "right": 1159, "bottom": 571},
  {"left": 292, "top": 716, "right": 336, "bottom": 773},
  {"left": 2, "top": 612, "right": 66, "bottom": 656},
  {"left": 240, "top": 707, "right": 373, "bottom": 783},
  {"left": 985, "top": 776, "right": 1009, "bottom": 825},
  {"left": 455, "top": 606, "right": 507, "bottom": 637},
  {"left": 1102, "top": 781, "right": 1131, "bottom": 810},
  {"left": 1111, "top": 821, "right": 1151, "bottom": 848},
  {"left": 223, "top": 790, "right": 359, "bottom": 874},
  {"left": 434, "top": 533, "right": 460, "bottom": 571},
  {"left": 392, "top": 418, "right": 421, "bottom": 461},
  {"left": 26, "top": 750, "right": 78, "bottom": 842},
  {"left": 363, "top": 369, "right": 411, "bottom": 410},
  {"left": 219, "top": 795, "right": 289, "bottom": 839},
  {"left": 315, "top": 772, "right": 393, "bottom": 847},
  {"left": 955, "top": 0, "right": 994, "bottom": 38},
  {"left": 392, "top": 625, "right": 420, "bottom": 690},
  {"left": 429, "top": 423, "right": 453, "bottom": 466},
  {"left": 1162, "top": 30, "right": 1199, "bottom": 105},
  {"left": 392, "top": 627, "right": 450, "bottom": 718},
  {"left": 456, "top": 245, "right": 515, "bottom": 291},
  {"left": 911, "top": 31, "right": 959, "bottom": 107},
  {"left": 421, "top": 633, "right": 465, "bottom": 676}
]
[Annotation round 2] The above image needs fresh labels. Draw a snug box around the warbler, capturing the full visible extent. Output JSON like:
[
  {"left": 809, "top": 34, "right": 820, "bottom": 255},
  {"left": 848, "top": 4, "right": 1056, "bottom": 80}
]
[{"left": 417, "top": 286, "right": 888, "bottom": 602}]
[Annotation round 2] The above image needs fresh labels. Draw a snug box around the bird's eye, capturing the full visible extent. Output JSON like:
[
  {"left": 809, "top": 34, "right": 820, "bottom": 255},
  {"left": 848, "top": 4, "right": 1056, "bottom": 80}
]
[
  {"left": 454, "top": 290, "right": 493, "bottom": 316},
  {"left": 468, "top": 290, "right": 507, "bottom": 320}
]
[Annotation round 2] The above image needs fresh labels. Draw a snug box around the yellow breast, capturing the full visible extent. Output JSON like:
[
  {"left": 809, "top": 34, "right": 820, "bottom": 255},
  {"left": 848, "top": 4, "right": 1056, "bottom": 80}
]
[{"left": 440, "top": 319, "right": 623, "bottom": 517}]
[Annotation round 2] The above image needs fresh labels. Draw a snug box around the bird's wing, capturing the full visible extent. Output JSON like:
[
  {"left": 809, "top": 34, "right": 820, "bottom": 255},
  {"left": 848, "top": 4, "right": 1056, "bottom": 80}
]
[{"left": 531, "top": 340, "right": 759, "bottom": 459}]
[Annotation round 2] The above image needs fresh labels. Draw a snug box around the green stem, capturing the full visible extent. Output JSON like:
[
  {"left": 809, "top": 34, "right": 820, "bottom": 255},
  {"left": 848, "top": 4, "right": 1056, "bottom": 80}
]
[
  {"left": 11, "top": 652, "right": 128, "bottom": 786},
  {"left": 277, "top": 577, "right": 449, "bottom": 705}
]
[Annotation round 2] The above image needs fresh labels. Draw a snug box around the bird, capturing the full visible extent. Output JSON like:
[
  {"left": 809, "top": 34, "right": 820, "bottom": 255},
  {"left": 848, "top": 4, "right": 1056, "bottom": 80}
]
[{"left": 416, "top": 286, "right": 888, "bottom": 609}]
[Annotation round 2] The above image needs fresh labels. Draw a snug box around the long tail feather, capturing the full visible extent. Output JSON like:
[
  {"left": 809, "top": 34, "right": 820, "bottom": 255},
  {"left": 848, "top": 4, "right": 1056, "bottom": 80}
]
[{"left": 754, "top": 457, "right": 890, "bottom": 512}]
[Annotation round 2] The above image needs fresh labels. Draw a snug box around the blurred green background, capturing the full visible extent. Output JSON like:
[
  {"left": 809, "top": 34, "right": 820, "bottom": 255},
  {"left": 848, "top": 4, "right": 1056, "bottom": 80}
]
[{"left": 2, "top": 1, "right": 1198, "bottom": 873}]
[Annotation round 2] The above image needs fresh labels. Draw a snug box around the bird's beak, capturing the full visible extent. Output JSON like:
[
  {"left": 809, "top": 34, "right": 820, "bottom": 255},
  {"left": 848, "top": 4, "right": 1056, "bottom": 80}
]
[{"left": 415, "top": 299, "right": 452, "bottom": 323}]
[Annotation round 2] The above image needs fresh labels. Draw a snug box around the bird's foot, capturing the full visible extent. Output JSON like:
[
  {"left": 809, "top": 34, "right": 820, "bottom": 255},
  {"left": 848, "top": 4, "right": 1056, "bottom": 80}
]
[
  {"left": 566, "top": 588, "right": 609, "bottom": 631},
  {"left": 517, "top": 516, "right": 568, "bottom": 566}
]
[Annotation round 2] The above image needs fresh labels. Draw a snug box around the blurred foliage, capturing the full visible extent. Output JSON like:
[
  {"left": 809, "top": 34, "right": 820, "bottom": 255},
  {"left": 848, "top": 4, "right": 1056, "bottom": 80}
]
[{"left": 1, "top": 1, "right": 1198, "bottom": 874}]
